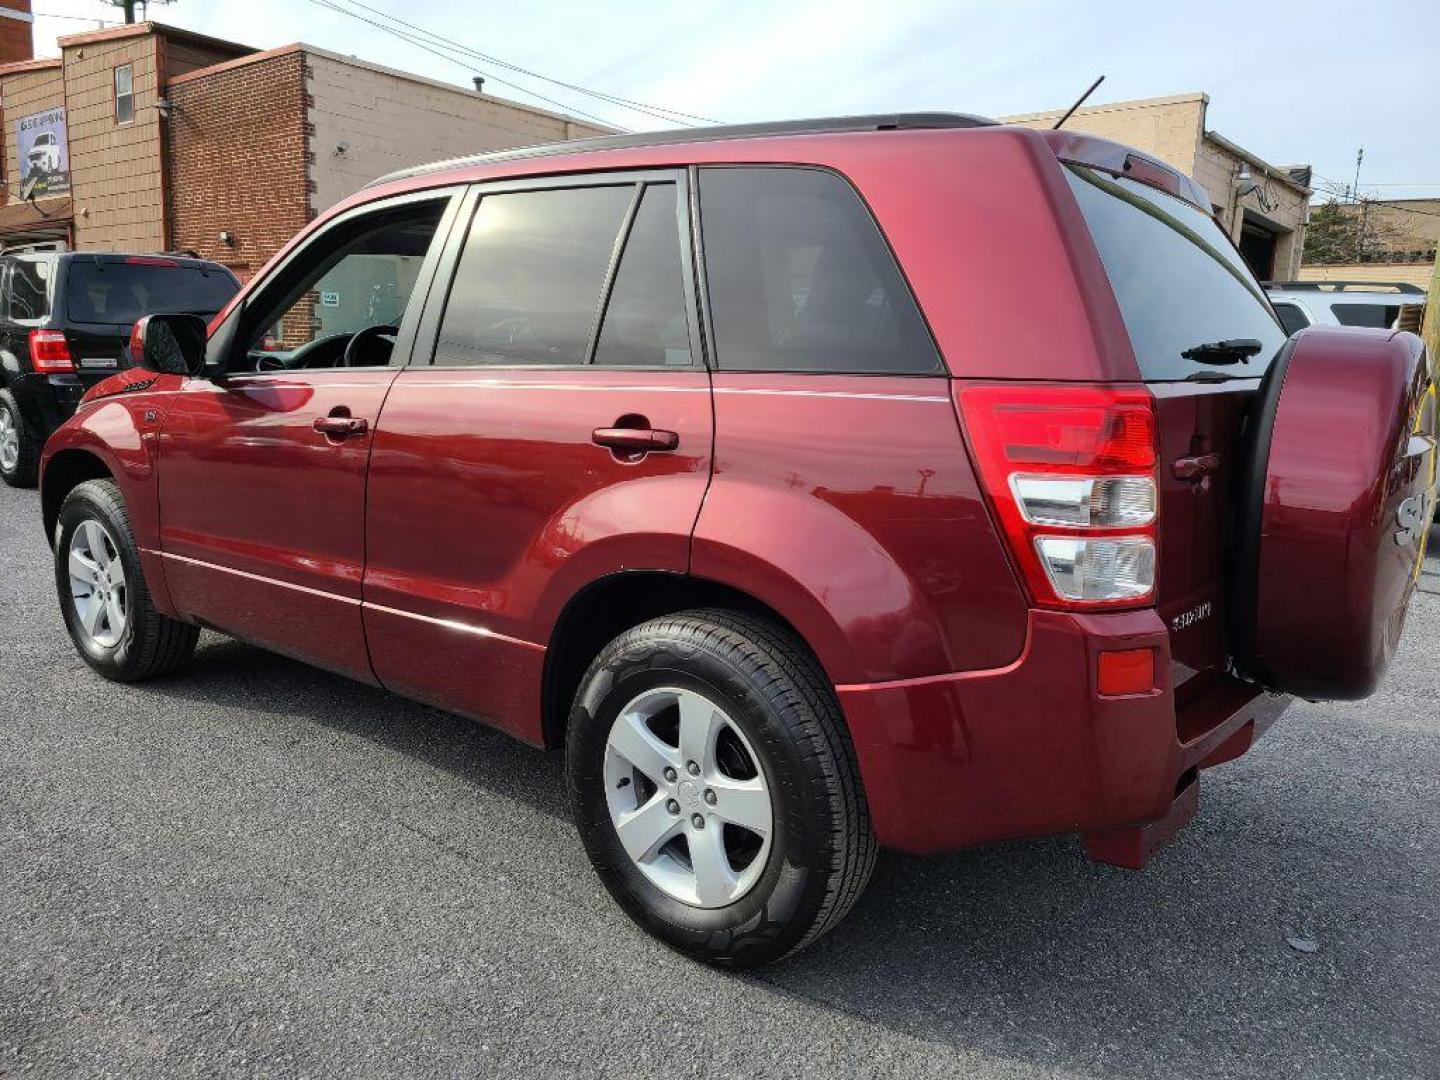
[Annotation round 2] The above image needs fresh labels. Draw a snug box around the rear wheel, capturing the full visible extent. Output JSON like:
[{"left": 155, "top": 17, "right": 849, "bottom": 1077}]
[
  {"left": 55, "top": 479, "right": 199, "bottom": 681},
  {"left": 0, "top": 389, "right": 39, "bottom": 488},
  {"left": 566, "top": 609, "right": 876, "bottom": 968}
]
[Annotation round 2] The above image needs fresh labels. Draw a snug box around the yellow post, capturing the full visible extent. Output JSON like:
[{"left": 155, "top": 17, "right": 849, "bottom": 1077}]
[{"left": 1424, "top": 250, "right": 1440, "bottom": 380}]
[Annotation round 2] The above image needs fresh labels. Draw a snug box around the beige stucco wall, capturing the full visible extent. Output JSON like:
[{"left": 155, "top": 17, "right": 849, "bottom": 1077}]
[
  {"left": 65, "top": 34, "right": 165, "bottom": 251},
  {"left": 306, "top": 49, "right": 613, "bottom": 215}
]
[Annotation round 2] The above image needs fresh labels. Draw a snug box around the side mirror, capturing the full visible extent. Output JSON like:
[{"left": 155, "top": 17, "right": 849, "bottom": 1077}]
[{"left": 129, "top": 313, "right": 208, "bottom": 377}]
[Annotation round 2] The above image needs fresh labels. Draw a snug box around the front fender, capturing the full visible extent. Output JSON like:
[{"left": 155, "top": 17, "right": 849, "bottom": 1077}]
[{"left": 40, "top": 380, "right": 183, "bottom": 614}]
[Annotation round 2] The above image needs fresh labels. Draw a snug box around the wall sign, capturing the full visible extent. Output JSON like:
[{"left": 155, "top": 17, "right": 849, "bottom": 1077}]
[{"left": 16, "top": 107, "right": 71, "bottom": 198}]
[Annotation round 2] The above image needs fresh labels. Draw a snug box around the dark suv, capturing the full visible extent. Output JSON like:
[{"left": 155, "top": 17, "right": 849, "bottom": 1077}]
[
  {"left": 0, "top": 251, "right": 239, "bottom": 486},
  {"left": 37, "top": 115, "right": 1437, "bottom": 967}
]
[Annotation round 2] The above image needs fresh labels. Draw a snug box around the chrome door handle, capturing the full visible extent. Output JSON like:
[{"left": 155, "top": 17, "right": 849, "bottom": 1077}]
[
  {"left": 313, "top": 415, "right": 368, "bottom": 438},
  {"left": 592, "top": 427, "right": 679, "bottom": 452}
]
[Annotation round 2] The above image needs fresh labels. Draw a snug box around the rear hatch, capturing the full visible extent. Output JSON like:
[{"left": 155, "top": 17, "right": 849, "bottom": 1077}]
[
  {"left": 59, "top": 256, "right": 238, "bottom": 384},
  {"left": 1060, "top": 163, "right": 1289, "bottom": 701}
]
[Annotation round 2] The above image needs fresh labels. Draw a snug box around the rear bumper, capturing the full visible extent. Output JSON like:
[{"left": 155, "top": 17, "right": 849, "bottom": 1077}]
[
  {"left": 837, "top": 608, "right": 1290, "bottom": 856},
  {"left": 7, "top": 371, "right": 84, "bottom": 441}
]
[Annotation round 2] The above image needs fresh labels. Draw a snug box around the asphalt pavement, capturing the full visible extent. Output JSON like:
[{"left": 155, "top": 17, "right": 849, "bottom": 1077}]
[{"left": 2, "top": 478, "right": 1438, "bottom": 1079}]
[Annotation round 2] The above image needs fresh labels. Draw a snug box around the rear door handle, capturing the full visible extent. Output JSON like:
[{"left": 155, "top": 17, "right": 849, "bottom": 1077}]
[
  {"left": 592, "top": 427, "right": 679, "bottom": 453},
  {"left": 313, "top": 415, "right": 369, "bottom": 438}
]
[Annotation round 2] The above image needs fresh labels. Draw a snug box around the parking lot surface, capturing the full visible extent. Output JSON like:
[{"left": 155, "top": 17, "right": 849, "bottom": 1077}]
[{"left": 2, "top": 478, "right": 1438, "bottom": 1079}]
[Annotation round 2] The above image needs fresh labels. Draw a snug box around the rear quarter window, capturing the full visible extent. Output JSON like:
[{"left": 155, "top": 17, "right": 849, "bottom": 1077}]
[
  {"left": 1064, "top": 165, "right": 1287, "bottom": 380},
  {"left": 697, "top": 167, "right": 940, "bottom": 375},
  {"left": 1270, "top": 301, "right": 1310, "bottom": 336},
  {"left": 1332, "top": 302, "right": 1401, "bottom": 329},
  {"left": 8, "top": 257, "right": 53, "bottom": 322}
]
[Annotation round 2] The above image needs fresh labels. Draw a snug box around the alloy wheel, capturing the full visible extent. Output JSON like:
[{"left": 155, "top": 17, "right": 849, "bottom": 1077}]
[
  {"left": 603, "top": 686, "right": 774, "bottom": 908},
  {"left": 0, "top": 406, "right": 18, "bottom": 473},
  {"left": 68, "top": 520, "right": 129, "bottom": 649}
]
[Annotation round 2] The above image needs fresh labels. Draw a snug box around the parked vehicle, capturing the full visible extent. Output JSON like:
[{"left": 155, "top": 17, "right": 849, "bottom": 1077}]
[
  {"left": 26, "top": 132, "right": 62, "bottom": 176},
  {"left": 1264, "top": 280, "right": 1427, "bottom": 334},
  {"left": 38, "top": 116, "right": 1437, "bottom": 967},
  {"left": 0, "top": 252, "right": 240, "bottom": 487}
]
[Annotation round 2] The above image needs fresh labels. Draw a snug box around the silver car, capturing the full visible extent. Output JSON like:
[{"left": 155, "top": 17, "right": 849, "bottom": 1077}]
[{"left": 1264, "top": 281, "right": 1426, "bottom": 334}]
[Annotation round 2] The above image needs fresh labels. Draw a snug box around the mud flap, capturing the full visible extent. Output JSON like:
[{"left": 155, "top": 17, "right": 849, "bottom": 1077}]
[{"left": 1083, "top": 772, "right": 1199, "bottom": 870}]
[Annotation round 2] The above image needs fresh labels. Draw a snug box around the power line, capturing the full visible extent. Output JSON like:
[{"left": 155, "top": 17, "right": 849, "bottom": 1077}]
[
  {"left": 304, "top": 0, "right": 625, "bottom": 129},
  {"left": 328, "top": 0, "right": 719, "bottom": 126}
]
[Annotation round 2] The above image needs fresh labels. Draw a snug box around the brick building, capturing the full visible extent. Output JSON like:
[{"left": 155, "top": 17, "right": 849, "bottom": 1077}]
[
  {"left": 0, "top": 20, "right": 609, "bottom": 276},
  {"left": 1004, "top": 93, "right": 1313, "bottom": 281}
]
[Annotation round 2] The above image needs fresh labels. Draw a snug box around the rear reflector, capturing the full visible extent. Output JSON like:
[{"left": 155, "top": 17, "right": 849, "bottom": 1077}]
[
  {"left": 957, "top": 383, "right": 1159, "bottom": 610},
  {"left": 1098, "top": 648, "right": 1156, "bottom": 695},
  {"left": 29, "top": 328, "right": 74, "bottom": 373}
]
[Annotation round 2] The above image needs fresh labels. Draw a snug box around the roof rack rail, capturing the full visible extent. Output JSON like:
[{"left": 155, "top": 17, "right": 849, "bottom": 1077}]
[
  {"left": 366, "top": 112, "right": 997, "bottom": 189},
  {"left": 1263, "top": 280, "right": 1426, "bottom": 294}
]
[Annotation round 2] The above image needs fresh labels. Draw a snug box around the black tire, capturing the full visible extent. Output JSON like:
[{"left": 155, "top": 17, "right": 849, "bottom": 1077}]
[
  {"left": 54, "top": 479, "right": 199, "bottom": 681},
  {"left": 0, "top": 388, "right": 40, "bottom": 488},
  {"left": 566, "top": 608, "right": 877, "bottom": 968}
]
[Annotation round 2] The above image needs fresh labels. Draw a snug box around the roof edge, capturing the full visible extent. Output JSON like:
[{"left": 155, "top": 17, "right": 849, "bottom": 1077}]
[{"left": 1204, "top": 130, "right": 1312, "bottom": 196}]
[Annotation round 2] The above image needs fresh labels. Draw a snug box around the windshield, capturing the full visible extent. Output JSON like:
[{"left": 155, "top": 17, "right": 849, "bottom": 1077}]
[
  {"left": 1064, "top": 164, "right": 1287, "bottom": 381},
  {"left": 65, "top": 262, "right": 238, "bottom": 326}
]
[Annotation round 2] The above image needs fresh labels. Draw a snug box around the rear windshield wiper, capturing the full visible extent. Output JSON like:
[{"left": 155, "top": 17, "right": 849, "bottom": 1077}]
[{"left": 1180, "top": 338, "right": 1263, "bottom": 365}]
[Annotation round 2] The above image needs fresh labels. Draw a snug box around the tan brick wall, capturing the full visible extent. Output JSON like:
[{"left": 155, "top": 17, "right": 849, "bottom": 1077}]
[
  {"left": 0, "top": 62, "right": 62, "bottom": 198},
  {"left": 167, "top": 49, "right": 310, "bottom": 280},
  {"left": 306, "top": 49, "right": 612, "bottom": 213},
  {"left": 1002, "top": 94, "right": 1208, "bottom": 179},
  {"left": 65, "top": 34, "right": 165, "bottom": 252}
]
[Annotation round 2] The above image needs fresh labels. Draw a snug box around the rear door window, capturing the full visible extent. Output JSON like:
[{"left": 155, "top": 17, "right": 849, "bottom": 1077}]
[
  {"left": 435, "top": 185, "right": 633, "bottom": 367},
  {"left": 1332, "top": 302, "right": 1401, "bottom": 329},
  {"left": 697, "top": 167, "right": 940, "bottom": 374},
  {"left": 1064, "top": 165, "right": 1287, "bottom": 380},
  {"left": 65, "top": 260, "right": 237, "bottom": 325}
]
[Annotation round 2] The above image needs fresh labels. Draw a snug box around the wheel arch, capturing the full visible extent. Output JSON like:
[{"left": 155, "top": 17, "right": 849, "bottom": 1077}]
[
  {"left": 541, "top": 571, "right": 836, "bottom": 750},
  {"left": 41, "top": 447, "right": 115, "bottom": 547}
]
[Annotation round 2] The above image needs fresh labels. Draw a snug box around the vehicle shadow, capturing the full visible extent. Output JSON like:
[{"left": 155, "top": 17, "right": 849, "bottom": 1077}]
[{"left": 141, "top": 629, "right": 1437, "bottom": 1080}]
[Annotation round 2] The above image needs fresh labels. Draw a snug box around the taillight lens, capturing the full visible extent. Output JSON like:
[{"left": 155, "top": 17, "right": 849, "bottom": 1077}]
[
  {"left": 957, "top": 384, "right": 1159, "bottom": 609},
  {"left": 29, "top": 329, "right": 74, "bottom": 373}
]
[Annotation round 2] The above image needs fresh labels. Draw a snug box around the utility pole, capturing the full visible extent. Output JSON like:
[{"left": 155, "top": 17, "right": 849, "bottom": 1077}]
[
  {"left": 1352, "top": 147, "right": 1365, "bottom": 262},
  {"left": 1423, "top": 247, "right": 1440, "bottom": 382}
]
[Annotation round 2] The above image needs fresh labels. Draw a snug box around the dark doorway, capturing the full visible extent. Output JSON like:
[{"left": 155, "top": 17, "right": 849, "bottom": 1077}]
[{"left": 1238, "top": 217, "right": 1279, "bottom": 280}]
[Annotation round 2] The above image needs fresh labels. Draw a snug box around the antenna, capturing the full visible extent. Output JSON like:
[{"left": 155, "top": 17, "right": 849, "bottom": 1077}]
[{"left": 1052, "top": 75, "right": 1105, "bottom": 130}]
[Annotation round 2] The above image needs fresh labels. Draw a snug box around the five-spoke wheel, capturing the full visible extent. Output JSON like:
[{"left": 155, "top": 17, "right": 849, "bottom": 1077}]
[{"left": 604, "top": 686, "right": 773, "bottom": 908}]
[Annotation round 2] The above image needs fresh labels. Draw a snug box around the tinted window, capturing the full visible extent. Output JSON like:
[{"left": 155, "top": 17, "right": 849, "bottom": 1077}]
[
  {"left": 66, "top": 262, "right": 237, "bottom": 325},
  {"left": 1333, "top": 302, "right": 1401, "bottom": 329},
  {"left": 1065, "top": 165, "right": 1287, "bottom": 380},
  {"left": 436, "top": 185, "right": 632, "bottom": 367},
  {"left": 594, "top": 184, "right": 690, "bottom": 367},
  {"left": 9, "top": 257, "right": 51, "bottom": 321},
  {"left": 1271, "top": 301, "right": 1309, "bottom": 336},
  {"left": 698, "top": 167, "right": 940, "bottom": 374}
]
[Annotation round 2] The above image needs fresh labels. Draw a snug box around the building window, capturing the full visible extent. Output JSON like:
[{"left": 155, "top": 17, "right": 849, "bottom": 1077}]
[{"left": 114, "top": 65, "right": 134, "bottom": 125}]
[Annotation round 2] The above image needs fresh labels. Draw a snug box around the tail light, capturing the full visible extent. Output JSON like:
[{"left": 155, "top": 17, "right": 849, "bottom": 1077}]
[
  {"left": 29, "top": 329, "right": 74, "bottom": 373},
  {"left": 957, "top": 384, "right": 1158, "bottom": 609}
]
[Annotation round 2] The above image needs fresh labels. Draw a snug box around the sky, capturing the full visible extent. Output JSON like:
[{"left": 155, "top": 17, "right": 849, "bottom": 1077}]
[{"left": 30, "top": 0, "right": 1440, "bottom": 202}]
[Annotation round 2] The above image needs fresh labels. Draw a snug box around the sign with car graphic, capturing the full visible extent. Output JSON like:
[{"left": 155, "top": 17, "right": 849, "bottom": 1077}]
[{"left": 16, "top": 107, "right": 70, "bottom": 198}]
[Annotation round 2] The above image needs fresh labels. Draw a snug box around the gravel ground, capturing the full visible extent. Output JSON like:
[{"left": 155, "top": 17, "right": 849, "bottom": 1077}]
[{"left": 1, "top": 478, "right": 1438, "bottom": 1079}]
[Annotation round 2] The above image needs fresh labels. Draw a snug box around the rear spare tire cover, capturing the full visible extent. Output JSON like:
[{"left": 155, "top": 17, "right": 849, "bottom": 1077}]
[{"left": 1232, "top": 327, "right": 1435, "bottom": 700}]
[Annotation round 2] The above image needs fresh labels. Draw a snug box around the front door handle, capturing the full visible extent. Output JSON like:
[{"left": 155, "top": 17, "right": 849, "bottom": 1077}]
[
  {"left": 313, "top": 415, "right": 369, "bottom": 438},
  {"left": 592, "top": 426, "right": 679, "bottom": 453}
]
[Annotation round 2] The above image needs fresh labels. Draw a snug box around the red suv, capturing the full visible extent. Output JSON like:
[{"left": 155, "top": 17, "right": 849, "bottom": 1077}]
[{"left": 38, "top": 115, "right": 1436, "bottom": 967}]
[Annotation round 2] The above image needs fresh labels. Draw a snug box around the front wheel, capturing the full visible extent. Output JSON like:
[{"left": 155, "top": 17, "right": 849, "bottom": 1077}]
[
  {"left": 566, "top": 609, "right": 876, "bottom": 967},
  {"left": 54, "top": 479, "right": 199, "bottom": 681}
]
